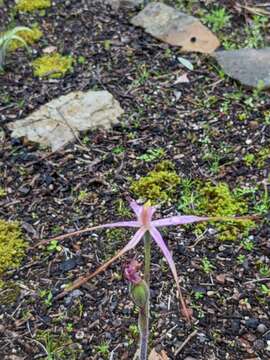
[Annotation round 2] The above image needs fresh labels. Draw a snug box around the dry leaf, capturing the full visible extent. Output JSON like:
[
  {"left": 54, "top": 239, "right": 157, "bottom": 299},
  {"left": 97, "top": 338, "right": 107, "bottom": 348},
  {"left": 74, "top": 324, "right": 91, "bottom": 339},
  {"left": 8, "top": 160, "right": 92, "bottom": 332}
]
[
  {"left": 149, "top": 349, "right": 170, "bottom": 360},
  {"left": 131, "top": 3, "right": 220, "bottom": 54},
  {"left": 174, "top": 73, "right": 190, "bottom": 84}
]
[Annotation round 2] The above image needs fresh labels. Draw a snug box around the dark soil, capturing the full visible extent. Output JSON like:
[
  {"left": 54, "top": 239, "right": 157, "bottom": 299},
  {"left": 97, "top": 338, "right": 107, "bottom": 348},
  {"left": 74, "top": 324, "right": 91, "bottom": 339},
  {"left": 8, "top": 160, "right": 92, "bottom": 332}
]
[{"left": 0, "top": 1, "right": 270, "bottom": 359}]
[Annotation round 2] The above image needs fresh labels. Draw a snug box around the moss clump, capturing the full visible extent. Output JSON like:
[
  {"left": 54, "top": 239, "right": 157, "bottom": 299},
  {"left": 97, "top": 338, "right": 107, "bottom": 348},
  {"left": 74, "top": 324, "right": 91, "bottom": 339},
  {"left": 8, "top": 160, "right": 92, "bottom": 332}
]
[
  {"left": 32, "top": 53, "right": 73, "bottom": 78},
  {"left": 15, "top": 0, "right": 51, "bottom": 12},
  {"left": 0, "top": 219, "right": 27, "bottom": 277},
  {"left": 179, "top": 181, "right": 255, "bottom": 241},
  {"left": 130, "top": 161, "right": 180, "bottom": 204},
  {"left": 8, "top": 26, "right": 42, "bottom": 51}
]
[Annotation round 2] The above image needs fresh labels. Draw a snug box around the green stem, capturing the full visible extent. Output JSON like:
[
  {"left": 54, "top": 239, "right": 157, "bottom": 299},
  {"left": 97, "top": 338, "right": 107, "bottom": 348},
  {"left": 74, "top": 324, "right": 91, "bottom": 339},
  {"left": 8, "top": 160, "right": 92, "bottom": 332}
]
[{"left": 138, "top": 232, "right": 151, "bottom": 360}]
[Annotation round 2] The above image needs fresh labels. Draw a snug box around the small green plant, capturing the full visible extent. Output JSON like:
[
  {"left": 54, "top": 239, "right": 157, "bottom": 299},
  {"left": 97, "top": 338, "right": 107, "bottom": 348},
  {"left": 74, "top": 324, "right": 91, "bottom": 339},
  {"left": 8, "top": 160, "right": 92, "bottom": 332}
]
[
  {"left": 244, "top": 15, "right": 268, "bottom": 48},
  {"left": 0, "top": 26, "right": 33, "bottom": 70},
  {"left": 204, "top": 7, "right": 231, "bottom": 32},
  {"left": 260, "top": 284, "right": 270, "bottom": 297},
  {"left": 243, "top": 153, "right": 255, "bottom": 167},
  {"left": 137, "top": 148, "right": 165, "bottom": 162},
  {"left": 39, "top": 289, "right": 53, "bottom": 307},
  {"left": 96, "top": 341, "right": 110, "bottom": 358},
  {"left": 47, "top": 240, "right": 62, "bottom": 253},
  {"left": 32, "top": 53, "right": 73, "bottom": 78},
  {"left": 241, "top": 239, "right": 254, "bottom": 251},
  {"left": 36, "top": 330, "right": 78, "bottom": 360},
  {"left": 78, "top": 190, "right": 89, "bottom": 202},
  {"left": 259, "top": 264, "right": 270, "bottom": 277},
  {"left": 237, "top": 254, "right": 246, "bottom": 264},
  {"left": 0, "top": 187, "right": 6, "bottom": 198},
  {"left": 66, "top": 322, "right": 73, "bottom": 333},
  {"left": 15, "top": 0, "right": 51, "bottom": 12},
  {"left": 201, "top": 257, "right": 214, "bottom": 274},
  {"left": 112, "top": 145, "right": 125, "bottom": 155},
  {"left": 129, "top": 324, "right": 139, "bottom": 338},
  {"left": 194, "top": 291, "right": 204, "bottom": 300}
]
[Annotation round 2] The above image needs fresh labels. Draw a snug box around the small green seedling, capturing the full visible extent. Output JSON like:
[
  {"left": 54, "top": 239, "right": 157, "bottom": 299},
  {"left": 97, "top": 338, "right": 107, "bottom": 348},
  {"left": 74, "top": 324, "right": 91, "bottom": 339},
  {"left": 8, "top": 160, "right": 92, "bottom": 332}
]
[
  {"left": 47, "top": 240, "right": 62, "bottom": 253},
  {"left": 194, "top": 291, "right": 204, "bottom": 300},
  {"left": 40, "top": 289, "right": 53, "bottom": 307},
  {"left": 96, "top": 341, "right": 110, "bottom": 357},
  {"left": 260, "top": 284, "right": 270, "bottom": 297},
  {"left": 0, "top": 26, "right": 33, "bottom": 70},
  {"left": 237, "top": 254, "right": 246, "bottom": 264},
  {"left": 137, "top": 148, "right": 164, "bottom": 162},
  {"left": 204, "top": 7, "right": 231, "bottom": 32},
  {"left": 241, "top": 239, "right": 254, "bottom": 252},
  {"left": 201, "top": 257, "right": 215, "bottom": 274}
]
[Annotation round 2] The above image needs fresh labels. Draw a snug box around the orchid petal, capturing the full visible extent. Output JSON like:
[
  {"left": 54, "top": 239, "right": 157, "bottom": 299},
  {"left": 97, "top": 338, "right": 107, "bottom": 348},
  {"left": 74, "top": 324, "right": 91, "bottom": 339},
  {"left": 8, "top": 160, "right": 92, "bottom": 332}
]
[
  {"left": 152, "top": 215, "right": 212, "bottom": 227},
  {"left": 55, "top": 227, "right": 146, "bottom": 300},
  {"left": 152, "top": 214, "right": 256, "bottom": 228},
  {"left": 149, "top": 226, "right": 191, "bottom": 321},
  {"left": 37, "top": 221, "right": 140, "bottom": 247},
  {"left": 129, "top": 198, "right": 143, "bottom": 217}
]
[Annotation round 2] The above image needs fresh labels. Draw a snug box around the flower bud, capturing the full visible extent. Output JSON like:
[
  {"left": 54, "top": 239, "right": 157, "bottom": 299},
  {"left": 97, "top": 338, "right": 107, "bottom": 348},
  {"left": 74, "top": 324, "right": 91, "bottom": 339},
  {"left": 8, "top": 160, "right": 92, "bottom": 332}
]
[{"left": 130, "top": 280, "right": 149, "bottom": 308}]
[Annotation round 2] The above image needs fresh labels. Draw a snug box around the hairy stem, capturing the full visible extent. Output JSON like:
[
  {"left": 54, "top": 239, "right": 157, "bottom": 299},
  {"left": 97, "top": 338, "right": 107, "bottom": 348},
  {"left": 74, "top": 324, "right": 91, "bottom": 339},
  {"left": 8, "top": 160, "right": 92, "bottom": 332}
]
[{"left": 138, "top": 232, "right": 151, "bottom": 360}]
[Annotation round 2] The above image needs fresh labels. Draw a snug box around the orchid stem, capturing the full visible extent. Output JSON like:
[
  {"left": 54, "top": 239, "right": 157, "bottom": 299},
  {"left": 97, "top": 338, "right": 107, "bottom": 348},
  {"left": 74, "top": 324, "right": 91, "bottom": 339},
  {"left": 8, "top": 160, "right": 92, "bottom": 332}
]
[{"left": 138, "top": 232, "right": 151, "bottom": 360}]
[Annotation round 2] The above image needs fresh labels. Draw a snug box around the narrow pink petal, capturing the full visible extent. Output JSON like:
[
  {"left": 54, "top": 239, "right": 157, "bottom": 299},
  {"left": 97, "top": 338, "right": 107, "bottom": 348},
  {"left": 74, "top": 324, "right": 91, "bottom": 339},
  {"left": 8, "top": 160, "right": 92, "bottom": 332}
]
[
  {"left": 128, "top": 198, "right": 143, "bottom": 217},
  {"left": 55, "top": 227, "right": 146, "bottom": 300},
  {"left": 149, "top": 226, "right": 191, "bottom": 321},
  {"left": 152, "top": 215, "right": 210, "bottom": 227},
  {"left": 43, "top": 221, "right": 140, "bottom": 244}
]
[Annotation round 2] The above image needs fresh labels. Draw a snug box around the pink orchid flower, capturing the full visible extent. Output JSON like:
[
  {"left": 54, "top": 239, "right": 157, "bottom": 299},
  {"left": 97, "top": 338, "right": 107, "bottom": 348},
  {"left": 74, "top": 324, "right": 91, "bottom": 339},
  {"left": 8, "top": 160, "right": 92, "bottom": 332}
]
[{"left": 53, "top": 199, "right": 255, "bottom": 318}]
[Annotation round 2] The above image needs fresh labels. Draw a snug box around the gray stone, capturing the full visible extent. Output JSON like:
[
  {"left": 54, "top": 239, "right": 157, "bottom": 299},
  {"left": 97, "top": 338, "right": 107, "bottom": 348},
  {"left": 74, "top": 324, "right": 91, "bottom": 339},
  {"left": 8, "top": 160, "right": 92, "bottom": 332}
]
[
  {"left": 131, "top": 2, "right": 219, "bottom": 54},
  {"left": 8, "top": 90, "right": 124, "bottom": 151},
  {"left": 214, "top": 48, "right": 270, "bottom": 88}
]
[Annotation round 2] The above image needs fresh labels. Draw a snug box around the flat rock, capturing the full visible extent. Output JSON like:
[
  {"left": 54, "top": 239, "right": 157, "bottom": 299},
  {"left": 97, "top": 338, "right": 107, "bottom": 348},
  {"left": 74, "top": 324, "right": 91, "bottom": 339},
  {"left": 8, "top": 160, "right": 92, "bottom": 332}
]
[
  {"left": 214, "top": 48, "right": 270, "bottom": 88},
  {"left": 131, "top": 2, "right": 219, "bottom": 54},
  {"left": 8, "top": 90, "right": 124, "bottom": 151}
]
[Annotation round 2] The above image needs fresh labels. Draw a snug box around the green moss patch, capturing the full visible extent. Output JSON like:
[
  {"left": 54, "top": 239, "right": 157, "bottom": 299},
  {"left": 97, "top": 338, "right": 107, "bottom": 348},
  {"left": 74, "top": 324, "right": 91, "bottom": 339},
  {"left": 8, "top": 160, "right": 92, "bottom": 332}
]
[
  {"left": 0, "top": 219, "right": 27, "bottom": 277},
  {"left": 32, "top": 53, "right": 73, "bottom": 78},
  {"left": 178, "top": 181, "right": 255, "bottom": 241},
  {"left": 130, "top": 161, "right": 181, "bottom": 204},
  {"left": 15, "top": 0, "right": 51, "bottom": 12}
]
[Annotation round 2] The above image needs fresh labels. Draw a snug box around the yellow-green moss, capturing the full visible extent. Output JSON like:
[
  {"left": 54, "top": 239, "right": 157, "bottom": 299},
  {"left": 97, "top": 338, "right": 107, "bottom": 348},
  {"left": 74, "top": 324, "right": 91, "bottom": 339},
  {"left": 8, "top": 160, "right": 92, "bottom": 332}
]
[
  {"left": 130, "top": 161, "right": 181, "bottom": 204},
  {"left": 179, "top": 181, "right": 255, "bottom": 241},
  {"left": 8, "top": 26, "right": 42, "bottom": 51},
  {"left": 15, "top": 0, "right": 51, "bottom": 12},
  {"left": 32, "top": 53, "right": 73, "bottom": 78},
  {"left": 0, "top": 219, "right": 27, "bottom": 277}
]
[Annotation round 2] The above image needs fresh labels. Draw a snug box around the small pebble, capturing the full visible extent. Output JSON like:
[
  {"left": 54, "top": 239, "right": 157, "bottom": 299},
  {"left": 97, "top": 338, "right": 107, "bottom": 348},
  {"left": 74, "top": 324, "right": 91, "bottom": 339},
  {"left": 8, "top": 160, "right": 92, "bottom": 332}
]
[
  {"left": 75, "top": 330, "right": 85, "bottom": 340},
  {"left": 245, "top": 318, "right": 259, "bottom": 330},
  {"left": 253, "top": 339, "right": 265, "bottom": 351},
  {"left": 257, "top": 324, "right": 267, "bottom": 334}
]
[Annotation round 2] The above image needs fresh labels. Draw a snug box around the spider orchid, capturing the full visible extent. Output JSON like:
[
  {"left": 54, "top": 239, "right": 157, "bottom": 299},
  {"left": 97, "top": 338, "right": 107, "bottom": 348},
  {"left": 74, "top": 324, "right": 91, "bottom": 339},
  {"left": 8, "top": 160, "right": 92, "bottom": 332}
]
[{"left": 52, "top": 199, "right": 255, "bottom": 319}]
